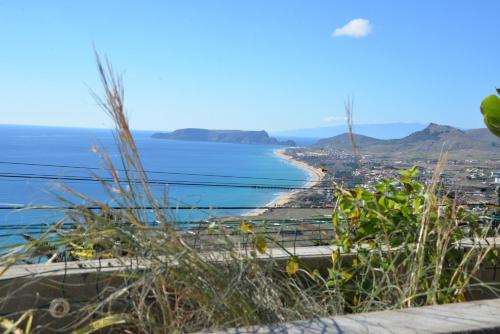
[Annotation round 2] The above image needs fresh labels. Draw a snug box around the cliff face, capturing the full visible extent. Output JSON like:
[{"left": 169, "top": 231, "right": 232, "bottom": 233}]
[{"left": 152, "top": 128, "right": 296, "bottom": 146}]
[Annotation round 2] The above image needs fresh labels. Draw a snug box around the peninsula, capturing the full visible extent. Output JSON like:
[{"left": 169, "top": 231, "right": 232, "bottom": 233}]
[{"left": 152, "top": 128, "right": 296, "bottom": 146}]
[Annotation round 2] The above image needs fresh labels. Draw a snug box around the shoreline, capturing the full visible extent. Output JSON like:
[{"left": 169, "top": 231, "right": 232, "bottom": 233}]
[{"left": 243, "top": 148, "right": 325, "bottom": 217}]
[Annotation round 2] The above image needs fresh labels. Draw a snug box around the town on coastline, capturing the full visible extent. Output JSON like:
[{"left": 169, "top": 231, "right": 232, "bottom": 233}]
[
  {"left": 150, "top": 124, "right": 500, "bottom": 222},
  {"left": 251, "top": 123, "right": 500, "bottom": 221}
]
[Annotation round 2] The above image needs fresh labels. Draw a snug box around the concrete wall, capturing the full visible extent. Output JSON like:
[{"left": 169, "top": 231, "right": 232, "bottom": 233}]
[
  {"left": 0, "top": 243, "right": 499, "bottom": 332},
  {"left": 206, "top": 298, "right": 500, "bottom": 334}
]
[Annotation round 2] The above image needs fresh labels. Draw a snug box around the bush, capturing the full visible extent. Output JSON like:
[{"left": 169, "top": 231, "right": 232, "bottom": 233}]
[{"left": 327, "top": 164, "right": 498, "bottom": 312}]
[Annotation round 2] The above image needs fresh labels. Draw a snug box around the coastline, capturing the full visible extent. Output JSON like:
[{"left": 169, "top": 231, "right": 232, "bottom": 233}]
[{"left": 244, "top": 148, "right": 325, "bottom": 217}]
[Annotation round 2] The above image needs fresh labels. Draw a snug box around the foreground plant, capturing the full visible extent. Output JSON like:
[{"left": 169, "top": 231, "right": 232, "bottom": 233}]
[
  {"left": 481, "top": 89, "right": 500, "bottom": 137},
  {"left": 0, "top": 55, "right": 338, "bottom": 333},
  {"left": 326, "top": 163, "right": 498, "bottom": 312},
  {"left": 0, "top": 56, "right": 498, "bottom": 333}
]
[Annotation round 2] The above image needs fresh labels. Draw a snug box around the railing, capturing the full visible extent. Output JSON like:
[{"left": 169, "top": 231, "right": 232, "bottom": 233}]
[{"left": 0, "top": 217, "right": 336, "bottom": 255}]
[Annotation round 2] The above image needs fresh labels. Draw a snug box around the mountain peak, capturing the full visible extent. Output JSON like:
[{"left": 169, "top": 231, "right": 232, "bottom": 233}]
[
  {"left": 425, "top": 123, "right": 463, "bottom": 133},
  {"left": 313, "top": 124, "right": 500, "bottom": 159}
]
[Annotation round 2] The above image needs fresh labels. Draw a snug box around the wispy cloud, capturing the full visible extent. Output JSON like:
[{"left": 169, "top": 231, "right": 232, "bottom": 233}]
[
  {"left": 333, "top": 18, "right": 372, "bottom": 38},
  {"left": 323, "top": 115, "right": 347, "bottom": 124}
]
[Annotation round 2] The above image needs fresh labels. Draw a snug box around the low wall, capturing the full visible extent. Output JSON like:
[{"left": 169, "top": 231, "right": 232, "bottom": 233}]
[
  {"left": 206, "top": 298, "right": 500, "bottom": 334},
  {"left": 0, "top": 241, "right": 499, "bottom": 332}
]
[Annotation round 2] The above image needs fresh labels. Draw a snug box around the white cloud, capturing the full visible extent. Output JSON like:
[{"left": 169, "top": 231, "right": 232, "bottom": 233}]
[
  {"left": 323, "top": 116, "right": 347, "bottom": 124},
  {"left": 333, "top": 18, "right": 372, "bottom": 38}
]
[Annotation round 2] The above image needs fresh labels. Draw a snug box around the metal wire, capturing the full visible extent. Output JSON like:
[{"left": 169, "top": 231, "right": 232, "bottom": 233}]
[
  {"left": 0, "top": 172, "right": 333, "bottom": 190},
  {"left": 0, "top": 160, "right": 331, "bottom": 183}
]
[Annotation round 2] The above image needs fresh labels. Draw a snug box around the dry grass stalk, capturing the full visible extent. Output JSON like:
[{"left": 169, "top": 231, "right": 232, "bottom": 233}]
[{"left": 0, "top": 60, "right": 497, "bottom": 333}]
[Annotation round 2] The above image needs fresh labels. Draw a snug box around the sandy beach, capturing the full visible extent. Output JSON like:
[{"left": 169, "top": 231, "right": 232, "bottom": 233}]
[{"left": 244, "top": 148, "right": 325, "bottom": 217}]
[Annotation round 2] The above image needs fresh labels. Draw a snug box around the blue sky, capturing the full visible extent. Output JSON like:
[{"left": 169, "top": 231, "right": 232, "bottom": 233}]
[{"left": 0, "top": 1, "right": 499, "bottom": 131}]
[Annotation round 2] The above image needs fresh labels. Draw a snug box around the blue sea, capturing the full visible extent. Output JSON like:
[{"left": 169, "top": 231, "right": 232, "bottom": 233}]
[{"left": 0, "top": 125, "right": 310, "bottom": 232}]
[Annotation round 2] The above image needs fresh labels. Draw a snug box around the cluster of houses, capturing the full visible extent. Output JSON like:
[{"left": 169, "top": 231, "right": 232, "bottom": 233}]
[{"left": 466, "top": 168, "right": 500, "bottom": 185}]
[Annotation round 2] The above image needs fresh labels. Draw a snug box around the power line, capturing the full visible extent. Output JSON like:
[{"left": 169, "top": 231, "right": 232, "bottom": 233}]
[
  {"left": 0, "top": 218, "right": 331, "bottom": 228},
  {"left": 0, "top": 202, "right": 493, "bottom": 211},
  {"left": 0, "top": 205, "right": 332, "bottom": 210},
  {"left": 0, "top": 172, "right": 335, "bottom": 191},
  {"left": 0, "top": 160, "right": 330, "bottom": 183}
]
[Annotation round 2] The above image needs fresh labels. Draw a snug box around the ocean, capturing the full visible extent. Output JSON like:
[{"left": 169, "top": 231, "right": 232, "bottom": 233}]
[{"left": 0, "top": 125, "right": 310, "bottom": 233}]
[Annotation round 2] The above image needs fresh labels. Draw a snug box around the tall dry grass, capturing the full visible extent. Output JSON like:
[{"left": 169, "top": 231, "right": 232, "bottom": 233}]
[
  {"left": 0, "top": 54, "right": 338, "bottom": 333},
  {"left": 0, "top": 56, "right": 497, "bottom": 333}
]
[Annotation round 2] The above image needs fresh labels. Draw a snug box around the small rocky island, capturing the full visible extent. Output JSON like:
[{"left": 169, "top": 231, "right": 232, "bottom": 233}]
[{"left": 152, "top": 128, "right": 296, "bottom": 146}]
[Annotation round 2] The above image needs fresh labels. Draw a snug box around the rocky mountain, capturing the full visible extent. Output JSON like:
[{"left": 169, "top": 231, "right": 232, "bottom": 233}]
[
  {"left": 314, "top": 123, "right": 500, "bottom": 159},
  {"left": 152, "top": 128, "right": 296, "bottom": 146},
  {"left": 316, "top": 133, "right": 385, "bottom": 148},
  {"left": 273, "top": 122, "right": 426, "bottom": 140}
]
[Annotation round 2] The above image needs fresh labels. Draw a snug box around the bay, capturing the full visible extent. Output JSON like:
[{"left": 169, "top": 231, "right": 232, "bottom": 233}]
[{"left": 0, "top": 125, "right": 309, "bottom": 237}]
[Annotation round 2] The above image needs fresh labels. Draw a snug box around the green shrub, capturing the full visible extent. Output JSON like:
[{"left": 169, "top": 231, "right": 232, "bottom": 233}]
[{"left": 326, "top": 164, "right": 497, "bottom": 312}]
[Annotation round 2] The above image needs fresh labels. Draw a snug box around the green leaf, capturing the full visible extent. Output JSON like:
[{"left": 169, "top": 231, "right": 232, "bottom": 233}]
[
  {"left": 378, "top": 196, "right": 387, "bottom": 210},
  {"left": 481, "top": 94, "right": 500, "bottom": 137},
  {"left": 353, "top": 189, "right": 363, "bottom": 200},
  {"left": 0, "top": 310, "right": 33, "bottom": 334},
  {"left": 254, "top": 235, "right": 267, "bottom": 254},
  {"left": 0, "top": 317, "right": 21, "bottom": 334},
  {"left": 399, "top": 167, "right": 420, "bottom": 178},
  {"left": 342, "top": 271, "right": 353, "bottom": 282},
  {"left": 327, "top": 267, "right": 337, "bottom": 280},
  {"left": 342, "top": 237, "right": 352, "bottom": 253},
  {"left": 286, "top": 257, "right": 299, "bottom": 276},
  {"left": 386, "top": 198, "right": 396, "bottom": 209},
  {"left": 239, "top": 221, "right": 253, "bottom": 233},
  {"left": 361, "top": 190, "right": 373, "bottom": 201},
  {"left": 325, "top": 279, "right": 337, "bottom": 288},
  {"left": 351, "top": 206, "right": 360, "bottom": 219},
  {"left": 73, "top": 314, "right": 131, "bottom": 334},
  {"left": 332, "top": 212, "right": 339, "bottom": 226},
  {"left": 331, "top": 250, "right": 340, "bottom": 264}
]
